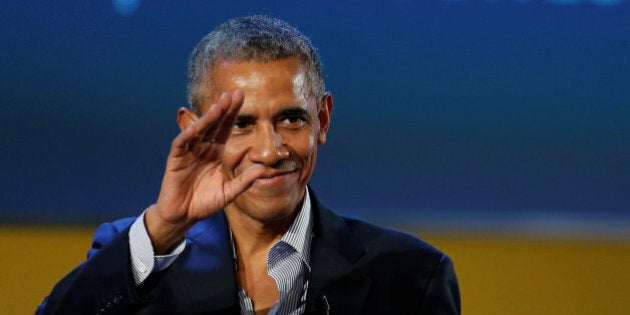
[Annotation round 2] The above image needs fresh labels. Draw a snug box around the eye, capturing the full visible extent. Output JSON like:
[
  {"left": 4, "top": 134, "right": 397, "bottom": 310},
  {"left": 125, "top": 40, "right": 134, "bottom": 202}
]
[
  {"left": 233, "top": 117, "right": 255, "bottom": 133},
  {"left": 278, "top": 115, "right": 307, "bottom": 129},
  {"left": 276, "top": 108, "right": 310, "bottom": 129},
  {"left": 234, "top": 121, "right": 250, "bottom": 129}
]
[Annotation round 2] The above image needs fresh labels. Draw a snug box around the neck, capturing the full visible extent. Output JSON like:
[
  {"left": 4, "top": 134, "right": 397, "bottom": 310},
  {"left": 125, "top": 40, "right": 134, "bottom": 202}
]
[{"left": 225, "top": 208, "right": 298, "bottom": 257}]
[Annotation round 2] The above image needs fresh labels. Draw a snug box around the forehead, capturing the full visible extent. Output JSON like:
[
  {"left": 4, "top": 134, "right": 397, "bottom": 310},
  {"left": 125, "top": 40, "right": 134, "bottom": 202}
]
[
  {"left": 210, "top": 57, "right": 304, "bottom": 90},
  {"left": 202, "top": 57, "right": 313, "bottom": 111}
]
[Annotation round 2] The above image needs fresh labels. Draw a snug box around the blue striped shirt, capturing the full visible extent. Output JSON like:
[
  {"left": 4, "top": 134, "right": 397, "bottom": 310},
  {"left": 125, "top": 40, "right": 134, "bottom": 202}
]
[{"left": 235, "top": 188, "right": 313, "bottom": 315}]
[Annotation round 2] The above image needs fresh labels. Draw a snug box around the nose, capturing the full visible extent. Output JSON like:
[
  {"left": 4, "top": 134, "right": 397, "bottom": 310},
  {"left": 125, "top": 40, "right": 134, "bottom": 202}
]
[{"left": 248, "top": 123, "right": 289, "bottom": 166}]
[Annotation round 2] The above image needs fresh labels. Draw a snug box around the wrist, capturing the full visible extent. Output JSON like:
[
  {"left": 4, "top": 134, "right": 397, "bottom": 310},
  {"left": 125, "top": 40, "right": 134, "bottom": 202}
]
[{"left": 144, "top": 204, "right": 194, "bottom": 255}]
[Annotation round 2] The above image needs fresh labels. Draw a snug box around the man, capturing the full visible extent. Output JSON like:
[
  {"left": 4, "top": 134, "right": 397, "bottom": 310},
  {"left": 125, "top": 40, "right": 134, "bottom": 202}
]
[{"left": 37, "top": 16, "right": 460, "bottom": 315}]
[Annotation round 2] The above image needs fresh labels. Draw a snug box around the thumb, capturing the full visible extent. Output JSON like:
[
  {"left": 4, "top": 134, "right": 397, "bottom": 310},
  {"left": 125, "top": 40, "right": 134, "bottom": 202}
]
[{"left": 222, "top": 164, "right": 266, "bottom": 203}]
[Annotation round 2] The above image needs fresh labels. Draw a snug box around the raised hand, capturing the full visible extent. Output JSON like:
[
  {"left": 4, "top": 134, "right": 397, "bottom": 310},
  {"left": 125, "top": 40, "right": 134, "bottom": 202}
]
[{"left": 145, "top": 90, "right": 265, "bottom": 253}]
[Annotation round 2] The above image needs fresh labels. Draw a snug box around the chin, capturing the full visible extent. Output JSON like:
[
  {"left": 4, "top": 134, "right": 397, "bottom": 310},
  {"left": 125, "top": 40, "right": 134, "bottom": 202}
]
[{"left": 229, "top": 192, "right": 301, "bottom": 224}]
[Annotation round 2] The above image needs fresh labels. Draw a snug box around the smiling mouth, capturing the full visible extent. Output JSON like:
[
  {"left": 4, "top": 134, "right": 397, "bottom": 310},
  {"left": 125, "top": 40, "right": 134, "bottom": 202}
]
[{"left": 254, "top": 171, "right": 296, "bottom": 186}]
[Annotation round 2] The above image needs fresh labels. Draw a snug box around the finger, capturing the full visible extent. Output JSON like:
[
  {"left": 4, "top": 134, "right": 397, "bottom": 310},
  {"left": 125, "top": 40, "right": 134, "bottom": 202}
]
[
  {"left": 214, "top": 89, "right": 245, "bottom": 144},
  {"left": 170, "top": 102, "right": 224, "bottom": 156},
  {"left": 223, "top": 163, "right": 266, "bottom": 202},
  {"left": 194, "top": 92, "right": 232, "bottom": 143},
  {"left": 170, "top": 121, "right": 200, "bottom": 157}
]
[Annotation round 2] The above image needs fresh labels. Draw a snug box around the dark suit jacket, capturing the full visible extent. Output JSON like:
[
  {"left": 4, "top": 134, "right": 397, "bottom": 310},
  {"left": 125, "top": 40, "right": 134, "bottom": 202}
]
[{"left": 37, "top": 191, "right": 460, "bottom": 314}]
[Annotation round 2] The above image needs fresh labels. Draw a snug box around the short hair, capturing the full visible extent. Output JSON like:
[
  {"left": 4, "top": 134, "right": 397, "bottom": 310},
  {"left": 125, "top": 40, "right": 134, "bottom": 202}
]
[{"left": 187, "top": 15, "right": 325, "bottom": 113}]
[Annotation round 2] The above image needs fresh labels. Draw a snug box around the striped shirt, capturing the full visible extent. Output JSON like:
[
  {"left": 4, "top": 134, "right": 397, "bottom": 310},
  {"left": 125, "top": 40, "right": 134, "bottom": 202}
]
[{"left": 234, "top": 188, "right": 313, "bottom": 315}]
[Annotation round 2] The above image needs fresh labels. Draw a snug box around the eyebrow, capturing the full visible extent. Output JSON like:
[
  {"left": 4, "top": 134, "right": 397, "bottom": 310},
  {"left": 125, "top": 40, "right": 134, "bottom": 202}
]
[
  {"left": 276, "top": 108, "right": 311, "bottom": 119},
  {"left": 235, "top": 107, "right": 312, "bottom": 121},
  {"left": 234, "top": 114, "right": 256, "bottom": 122}
]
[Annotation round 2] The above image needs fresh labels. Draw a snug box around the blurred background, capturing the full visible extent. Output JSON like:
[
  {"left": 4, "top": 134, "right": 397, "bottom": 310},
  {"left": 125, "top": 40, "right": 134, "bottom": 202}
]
[{"left": 1, "top": 0, "right": 628, "bottom": 314}]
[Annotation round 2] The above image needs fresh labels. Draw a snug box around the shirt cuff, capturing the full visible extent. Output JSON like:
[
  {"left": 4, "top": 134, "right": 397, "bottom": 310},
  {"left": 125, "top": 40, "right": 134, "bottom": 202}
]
[{"left": 129, "top": 209, "right": 186, "bottom": 285}]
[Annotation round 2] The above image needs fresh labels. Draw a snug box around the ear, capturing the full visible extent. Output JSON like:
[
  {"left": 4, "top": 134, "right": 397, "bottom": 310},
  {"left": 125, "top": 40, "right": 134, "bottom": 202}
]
[
  {"left": 317, "top": 92, "right": 334, "bottom": 145},
  {"left": 177, "top": 107, "right": 199, "bottom": 131}
]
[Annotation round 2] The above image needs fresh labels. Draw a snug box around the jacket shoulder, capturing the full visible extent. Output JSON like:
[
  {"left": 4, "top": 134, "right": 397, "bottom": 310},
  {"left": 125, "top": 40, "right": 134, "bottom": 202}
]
[
  {"left": 341, "top": 217, "right": 460, "bottom": 314},
  {"left": 342, "top": 216, "right": 446, "bottom": 259},
  {"left": 87, "top": 216, "right": 136, "bottom": 259}
]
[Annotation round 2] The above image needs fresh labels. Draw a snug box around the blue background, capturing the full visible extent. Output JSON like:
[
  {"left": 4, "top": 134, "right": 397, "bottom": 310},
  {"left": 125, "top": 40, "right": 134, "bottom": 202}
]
[{"left": 1, "top": 1, "right": 628, "bottom": 236}]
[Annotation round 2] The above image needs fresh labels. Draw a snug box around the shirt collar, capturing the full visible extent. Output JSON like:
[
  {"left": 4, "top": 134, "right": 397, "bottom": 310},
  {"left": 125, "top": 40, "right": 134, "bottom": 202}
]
[
  {"left": 278, "top": 187, "right": 313, "bottom": 269},
  {"left": 229, "top": 187, "right": 314, "bottom": 270}
]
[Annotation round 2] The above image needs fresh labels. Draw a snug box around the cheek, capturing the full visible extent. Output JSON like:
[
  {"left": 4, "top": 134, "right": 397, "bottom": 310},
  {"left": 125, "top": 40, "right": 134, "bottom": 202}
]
[
  {"left": 305, "top": 132, "right": 317, "bottom": 151},
  {"left": 294, "top": 132, "right": 318, "bottom": 171},
  {"left": 222, "top": 139, "right": 248, "bottom": 176},
  {"left": 291, "top": 131, "right": 317, "bottom": 156}
]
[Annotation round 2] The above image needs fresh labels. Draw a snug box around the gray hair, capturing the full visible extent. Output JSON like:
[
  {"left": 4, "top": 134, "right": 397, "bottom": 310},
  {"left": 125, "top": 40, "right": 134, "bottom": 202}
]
[{"left": 187, "top": 15, "right": 325, "bottom": 113}]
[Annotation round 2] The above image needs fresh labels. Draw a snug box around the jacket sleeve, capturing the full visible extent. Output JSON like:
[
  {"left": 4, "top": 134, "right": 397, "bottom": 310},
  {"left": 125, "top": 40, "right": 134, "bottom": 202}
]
[
  {"left": 418, "top": 254, "right": 461, "bottom": 315},
  {"left": 36, "top": 218, "right": 141, "bottom": 315}
]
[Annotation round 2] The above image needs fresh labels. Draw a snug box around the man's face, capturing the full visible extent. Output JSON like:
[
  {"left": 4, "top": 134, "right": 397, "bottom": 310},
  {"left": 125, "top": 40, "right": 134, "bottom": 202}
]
[{"left": 203, "top": 57, "right": 332, "bottom": 224}]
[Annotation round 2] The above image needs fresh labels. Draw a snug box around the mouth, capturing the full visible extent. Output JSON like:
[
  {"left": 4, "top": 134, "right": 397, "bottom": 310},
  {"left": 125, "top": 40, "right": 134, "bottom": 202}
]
[{"left": 253, "top": 170, "right": 297, "bottom": 186}]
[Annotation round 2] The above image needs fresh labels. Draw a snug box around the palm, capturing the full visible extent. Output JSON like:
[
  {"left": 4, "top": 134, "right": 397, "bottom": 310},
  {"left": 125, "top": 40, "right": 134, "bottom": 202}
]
[{"left": 155, "top": 91, "right": 264, "bottom": 225}]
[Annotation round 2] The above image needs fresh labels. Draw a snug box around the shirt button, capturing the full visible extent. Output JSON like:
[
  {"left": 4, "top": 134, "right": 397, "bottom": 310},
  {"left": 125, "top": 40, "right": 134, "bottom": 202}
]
[{"left": 138, "top": 262, "right": 147, "bottom": 273}]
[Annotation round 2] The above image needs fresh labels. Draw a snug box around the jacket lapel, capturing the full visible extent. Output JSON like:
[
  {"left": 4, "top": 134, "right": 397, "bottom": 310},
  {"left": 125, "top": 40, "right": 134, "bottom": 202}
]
[
  {"left": 306, "top": 191, "right": 372, "bottom": 314},
  {"left": 147, "top": 211, "right": 239, "bottom": 314}
]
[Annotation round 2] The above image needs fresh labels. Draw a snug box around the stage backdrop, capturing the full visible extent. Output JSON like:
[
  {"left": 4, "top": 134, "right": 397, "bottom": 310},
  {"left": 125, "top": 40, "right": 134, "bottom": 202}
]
[{"left": 1, "top": 0, "right": 628, "bottom": 238}]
